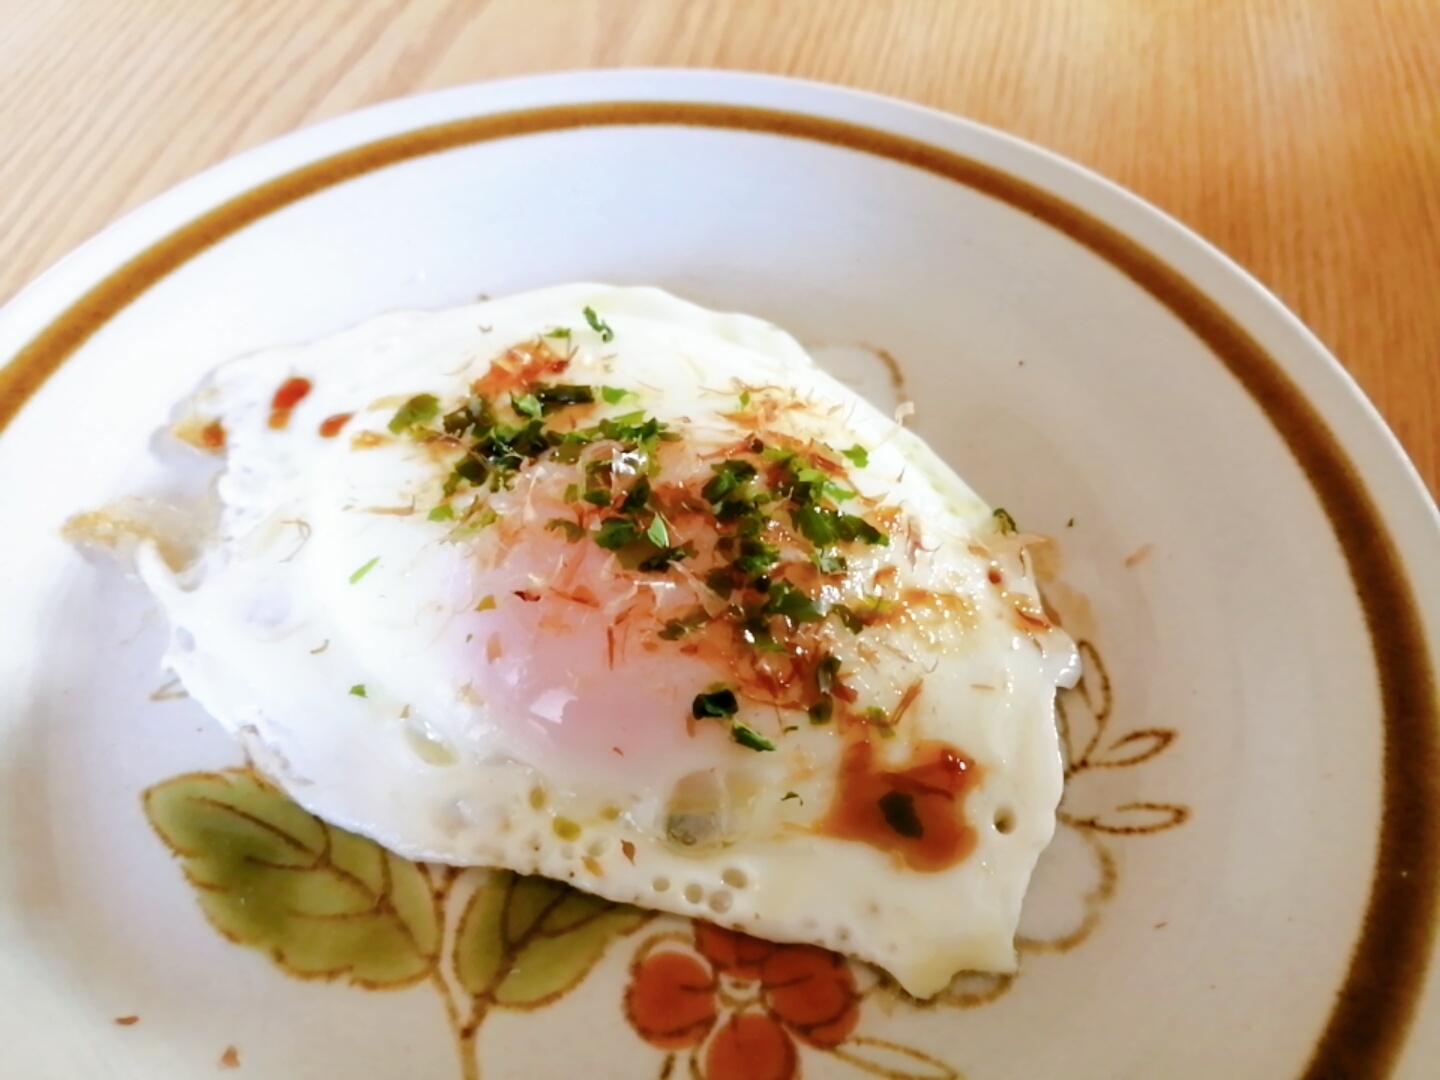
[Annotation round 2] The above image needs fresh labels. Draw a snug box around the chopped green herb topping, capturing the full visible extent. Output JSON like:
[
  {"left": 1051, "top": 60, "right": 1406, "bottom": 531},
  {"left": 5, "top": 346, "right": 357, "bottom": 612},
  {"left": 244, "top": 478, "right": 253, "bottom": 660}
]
[
  {"left": 731, "top": 724, "right": 776, "bottom": 752},
  {"left": 446, "top": 506, "right": 498, "bottom": 541},
  {"left": 534, "top": 384, "right": 595, "bottom": 411},
  {"left": 388, "top": 394, "right": 439, "bottom": 434},
  {"left": 781, "top": 790, "right": 802, "bottom": 804},
  {"left": 544, "top": 326, "right": 572, "bottom": 339},
  {"left": 703, "top": 460, "right": 757, "bottom": 503},
  {"left": 448, "top": 454, "right": 488, "bottom": 490},
  {"left": 636, "top": 546, "right": 689, "bottom": 572},
  {"left": 583, "top": 306, "right": 614, "bottom": 342},
  {"left": 659, "top": 609, "right": 711, "bottom": 641},
  {"left": 692, "top": 687, "right": 739, "bottom": 719},
  {"left": 878, "top": 791, "right": 923, "bottom": 838},
  {"left": 704, "top": 568, "right": 736, "bottom": 598},
  {"left": 432, "top": 385, "right": 621, "bottom": 498},
  {"left": 411, "top": 341, "right": 903, "bottom": 743},
  {"left": 732, "top": 536, "right": 781, "bottom": 576},
  {"left": 475, "top": 594, "right": 497, "bottom": 612},
  {"left": 764, "top": 580, "right": 822, "bottom": 623},
  {"left": 442, "top": 396, "right": 496, "bottom": 436},
  {"left": 349, "top": 556, "right": 380, "bottom": 584},
  {"left": 594, "top": 517, "right": 639, "bottom": 550},
  {"left": 621, "top": 477, "right": 652, "bottom": 514},
  {"left": 794, "top": 505, "right": 886, "bottom": 548},
  {"left": 737, "top": 609, "right": 786, "bottom": 653},
  {"left": 831, "top": 603, "right": 865, "bottom": 634},
  {"left": 863, "top": 705, "right": 897, "bottom": 737},
  {"left": 816, "top": 653, "right": 841, "bottom": 695},
  {"left": 349, "top": 684, "right": 367, "bottom": 698},
  {"left": 993, "top": 507, "right": 1018, "bottom": 534}
]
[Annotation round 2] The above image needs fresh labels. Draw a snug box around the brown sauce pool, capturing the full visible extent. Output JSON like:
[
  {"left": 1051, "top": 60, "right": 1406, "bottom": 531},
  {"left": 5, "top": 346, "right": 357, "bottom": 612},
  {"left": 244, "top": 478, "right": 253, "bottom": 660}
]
[{"left": 817, "top": 739, "right": 981, "bottom": 871}]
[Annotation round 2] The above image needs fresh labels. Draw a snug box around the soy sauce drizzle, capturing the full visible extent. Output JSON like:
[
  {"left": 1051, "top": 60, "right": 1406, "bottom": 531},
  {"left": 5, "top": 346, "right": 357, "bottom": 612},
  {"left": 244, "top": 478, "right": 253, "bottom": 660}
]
[
  {"left": 268, "top": 376, "right": 312, "bottom": 430},
  {"left": 817, "top": 739, "right": 981, "bottom": 872}
]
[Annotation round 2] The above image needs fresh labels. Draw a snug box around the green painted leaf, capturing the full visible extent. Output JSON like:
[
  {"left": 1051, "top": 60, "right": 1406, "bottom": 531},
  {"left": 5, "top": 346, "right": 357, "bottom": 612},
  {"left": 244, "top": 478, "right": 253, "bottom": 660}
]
[
  {"left": 452, "top": 870, "right": 648, "bottom": 1009},
  {"left": 494, "top": 906, "right": 645, "bottom": 1006},
  {"left": 143, "top": 770, "right": 441, "bottom": 988},
  {"left": 453, "top": 870, "right": 510, "bottom": 997},
  {"left": 505, "top": 874, "right": 567, "bottom": 944}
]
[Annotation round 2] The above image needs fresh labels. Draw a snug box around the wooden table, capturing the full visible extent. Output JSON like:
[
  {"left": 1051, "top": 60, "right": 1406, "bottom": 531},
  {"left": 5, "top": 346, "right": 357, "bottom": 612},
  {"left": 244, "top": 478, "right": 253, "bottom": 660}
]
[{"left": 2, "top": 0, "right": 1436, "bottom": 496}]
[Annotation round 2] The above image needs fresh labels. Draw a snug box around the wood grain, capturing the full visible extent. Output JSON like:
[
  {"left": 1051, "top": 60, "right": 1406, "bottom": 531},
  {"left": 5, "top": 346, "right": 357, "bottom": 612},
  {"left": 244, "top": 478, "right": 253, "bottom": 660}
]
[{"left": 1, "top": 0, "right": 1436, "bottom": 494}]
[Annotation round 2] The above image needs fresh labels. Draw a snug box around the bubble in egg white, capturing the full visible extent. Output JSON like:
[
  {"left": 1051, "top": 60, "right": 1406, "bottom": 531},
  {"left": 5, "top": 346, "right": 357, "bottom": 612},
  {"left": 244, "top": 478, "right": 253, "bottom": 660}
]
[
  {"left": 551, "top": 817, "right": 581, "bottom": 841},
  {"left": 404, "top": 719, "right": 458, "bottom": 766}
]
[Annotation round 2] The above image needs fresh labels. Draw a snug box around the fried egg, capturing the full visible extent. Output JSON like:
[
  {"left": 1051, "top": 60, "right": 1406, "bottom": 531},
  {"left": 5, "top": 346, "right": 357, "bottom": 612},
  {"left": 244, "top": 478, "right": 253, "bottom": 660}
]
[{"left": 128, "top": 284, "right": 1076, "bottom": 998}]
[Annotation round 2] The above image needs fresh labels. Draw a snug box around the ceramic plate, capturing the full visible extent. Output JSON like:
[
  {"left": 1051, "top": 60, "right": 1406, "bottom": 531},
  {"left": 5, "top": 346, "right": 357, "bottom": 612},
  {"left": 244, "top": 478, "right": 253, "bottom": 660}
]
[{"left": 2, "top": 70, "right": 1437, "bottom": 1080}]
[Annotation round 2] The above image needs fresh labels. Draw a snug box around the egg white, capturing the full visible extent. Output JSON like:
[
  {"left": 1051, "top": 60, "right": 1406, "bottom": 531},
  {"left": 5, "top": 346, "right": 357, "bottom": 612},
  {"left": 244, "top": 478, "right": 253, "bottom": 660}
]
[{"left": 134, "top": 284, "right": 1076, "bottom": 997}]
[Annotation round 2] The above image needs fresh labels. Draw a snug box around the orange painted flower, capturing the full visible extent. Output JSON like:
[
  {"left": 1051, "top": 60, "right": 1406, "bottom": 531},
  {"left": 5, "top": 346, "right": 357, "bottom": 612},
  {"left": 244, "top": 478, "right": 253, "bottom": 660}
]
[
  {"left": 625, "top": 923, "right": 859, "bottom": 1080},
  {"left": 625, "top": 950, "right": 718, "bottom": 1049}
]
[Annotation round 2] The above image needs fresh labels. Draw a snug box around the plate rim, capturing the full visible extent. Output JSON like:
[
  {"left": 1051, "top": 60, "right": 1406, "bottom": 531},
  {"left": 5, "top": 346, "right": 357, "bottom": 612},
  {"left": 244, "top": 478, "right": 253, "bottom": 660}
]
[{"left": 1, "top": 69, "right": 1435, "bottom": 1079}]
